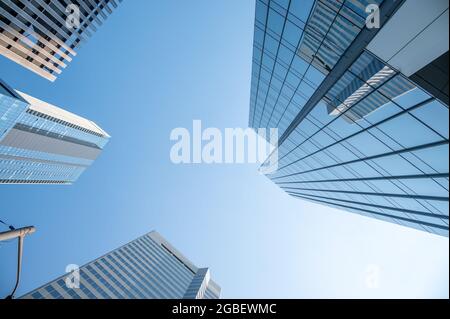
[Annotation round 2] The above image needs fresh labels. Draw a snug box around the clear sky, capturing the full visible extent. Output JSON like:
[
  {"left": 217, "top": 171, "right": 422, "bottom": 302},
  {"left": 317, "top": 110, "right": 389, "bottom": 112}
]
[{"left": 0, "top": 0, "right": 448, "bottom": 299}]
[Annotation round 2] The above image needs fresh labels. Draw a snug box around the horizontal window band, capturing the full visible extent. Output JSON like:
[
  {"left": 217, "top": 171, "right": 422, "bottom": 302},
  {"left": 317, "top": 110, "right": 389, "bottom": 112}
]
[
  {"left": 287, "top": 191, "right": 449, "bottom": 219},
  {"left": 282, "top": 186, "right": 449, "bottom": 202},
  {"left": 25, "top": 108, "right": 106, "bottom": 138},
  {"left": 272, "top": 140, "right": 449, "bottom": 180},
  {"left": 0, "top": 153, "right": 89, "bottom": 168},
  {"left": 289, "top": 193, "right": 449, "bottom": 231},
  {"left": 275, "top": 173, "right": 450, "bottom": 185},
  {"left": 13, "top": 123, "right": 102, "bottom": 150},
  {"left": 0, "top": 45, "right": 58, "bottom": 81},
  {"left": 0, "top": 179, "right": 70, "bottom": 184}
]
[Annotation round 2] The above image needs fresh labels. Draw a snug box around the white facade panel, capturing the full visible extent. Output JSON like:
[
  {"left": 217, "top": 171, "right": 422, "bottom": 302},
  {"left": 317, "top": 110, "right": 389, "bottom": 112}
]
[{"left": 367, "top": 0, "right": 449, "bottom": 76}]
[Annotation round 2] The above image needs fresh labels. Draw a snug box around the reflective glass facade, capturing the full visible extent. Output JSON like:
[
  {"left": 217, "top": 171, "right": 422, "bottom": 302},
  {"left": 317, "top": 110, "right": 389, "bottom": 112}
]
[
  {"left": 21, "top": 231, "right": 221, "bottom": 299},
  {"left": 0, "top": 79, "right": 109, "bottom": 184},
  {"left": 250, "top": 0, "right": 449, "bottom": 236}
]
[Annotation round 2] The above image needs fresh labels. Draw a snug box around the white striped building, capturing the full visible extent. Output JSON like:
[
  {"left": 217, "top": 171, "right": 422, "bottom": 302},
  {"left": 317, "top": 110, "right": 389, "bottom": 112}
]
[
  {"left": 21, "top": 231, "right": 221, "bottom": 299},
  {"left": 0, "top": 0, "right": 123, "bottom": 81}
]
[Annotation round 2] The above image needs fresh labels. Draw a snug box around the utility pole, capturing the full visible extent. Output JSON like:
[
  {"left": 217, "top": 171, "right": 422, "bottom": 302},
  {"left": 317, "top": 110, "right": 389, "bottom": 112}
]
[{"left": 0, "top": 226, "right": 36, "bottom": 299}]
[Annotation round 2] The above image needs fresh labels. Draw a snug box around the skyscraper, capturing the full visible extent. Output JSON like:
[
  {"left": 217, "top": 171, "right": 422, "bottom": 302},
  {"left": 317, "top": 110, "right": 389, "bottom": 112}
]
[
  {"left": 0, "top": 0, "right": 123, "bottom": 81},
  {"left": 0, "top": 78, "right": 109, "bottom": 184},
  {"left": 21, "top": 231, "right": 221, "bottom": 299},
  {"left": 250, "top": 0, "right": 449, "bottom": 236}
]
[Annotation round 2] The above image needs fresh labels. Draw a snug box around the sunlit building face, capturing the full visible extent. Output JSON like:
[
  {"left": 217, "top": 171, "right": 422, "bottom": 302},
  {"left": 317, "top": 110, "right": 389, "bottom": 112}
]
[{"left": 249, "top": 0, "right": 449, "bottom": 236}]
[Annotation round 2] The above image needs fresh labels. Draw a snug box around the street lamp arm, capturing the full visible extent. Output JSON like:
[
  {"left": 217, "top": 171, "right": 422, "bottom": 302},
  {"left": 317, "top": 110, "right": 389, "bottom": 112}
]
[
  {"left": 0, "top": 226, "right": 36, "bottom": 299},
  {"left": 0, "top": 226, "right": 36, "bottom": 241}
]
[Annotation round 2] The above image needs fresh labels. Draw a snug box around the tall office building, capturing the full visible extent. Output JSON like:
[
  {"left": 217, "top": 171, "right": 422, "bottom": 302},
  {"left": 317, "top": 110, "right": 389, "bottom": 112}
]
[
  {"left": 0, "top": 78, "right": 109, "bottom": 184},
  {"left": 21, "top": 231, "right": 221, "bottom": 299},
  {"left": 250, "top": 0, "right": 449, "bottom": 236},
  {"left": 0, "top": 0, "right": 123, "bottom": 81}
]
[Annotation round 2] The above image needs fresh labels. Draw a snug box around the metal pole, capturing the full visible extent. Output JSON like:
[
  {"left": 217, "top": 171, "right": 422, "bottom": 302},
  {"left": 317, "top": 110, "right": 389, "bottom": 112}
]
[
  {"left": 1, "top": 226, "right": 36, "bottom": 299},
  {"left": 0, "top": 226, "right": 36, "bottom": 242}
]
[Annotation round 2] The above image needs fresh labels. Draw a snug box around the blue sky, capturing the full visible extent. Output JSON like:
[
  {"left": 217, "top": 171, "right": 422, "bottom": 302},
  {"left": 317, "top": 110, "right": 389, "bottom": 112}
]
[{"left": 0, "top": 0, "right": 448, "bottom": 298}]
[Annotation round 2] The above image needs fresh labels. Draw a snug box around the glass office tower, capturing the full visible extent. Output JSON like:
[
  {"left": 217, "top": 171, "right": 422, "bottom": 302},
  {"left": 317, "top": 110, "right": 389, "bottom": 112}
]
[
  {"left": 0, "top": 0, "right": 123, "bottom": 81},
  {"left": 250, "top": 0, "right": 449, "bottom": 236},
  {"left": 21, "top": 231, "right": 221, "bottom": 299},
  {"left": 0, "top": 78, "right": 109, "bottom": 184}
]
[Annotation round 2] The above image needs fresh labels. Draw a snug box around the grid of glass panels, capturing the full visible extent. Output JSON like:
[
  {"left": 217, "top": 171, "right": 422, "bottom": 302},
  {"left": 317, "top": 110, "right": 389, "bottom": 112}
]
[
  {"left": 249, "top": 0, "right": 383, "bottom": 141},
  {"left": 21, "top": 233, "right": 220, "bottom": 299},
  {"left": 262, "top": 50, "right": 449, "bottom": 236},
  {"left": 0, "top": 88, "right": 28, "bottom": 141},
  {"left": 0, "top": 156, "right": 85, "bottom": 182},
  {"left": 0, "top": 86, "right": 108, "bottom": 184}
]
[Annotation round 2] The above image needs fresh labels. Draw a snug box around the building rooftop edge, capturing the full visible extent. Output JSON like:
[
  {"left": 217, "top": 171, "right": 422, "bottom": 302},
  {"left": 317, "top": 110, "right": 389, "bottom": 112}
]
[{"left": 15, "top": 90, "right": 110, "bottom": 138}]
